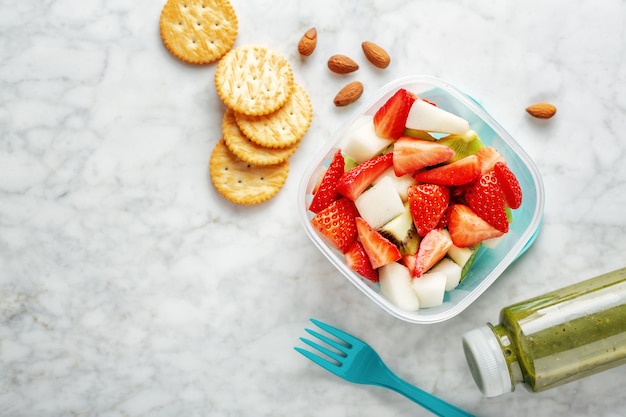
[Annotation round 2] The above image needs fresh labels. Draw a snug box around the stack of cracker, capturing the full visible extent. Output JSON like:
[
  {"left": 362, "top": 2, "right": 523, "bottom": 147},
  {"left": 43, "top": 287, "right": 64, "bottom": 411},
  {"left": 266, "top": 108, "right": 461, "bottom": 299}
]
[{"left": 211, "top": 45, "right": 312, "bottom": 205}]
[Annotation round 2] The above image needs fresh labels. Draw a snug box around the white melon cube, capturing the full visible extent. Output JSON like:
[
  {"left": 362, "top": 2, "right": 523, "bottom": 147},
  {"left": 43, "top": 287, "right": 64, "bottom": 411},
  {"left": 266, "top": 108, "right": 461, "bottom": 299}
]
[
  {"left": 410, "top": 271, "right": 447, "bottom": 308},
  {"left": 373, "top": 167, "right": 417, "bottom": 202},
  {"left": 482, "top": 235, "right": 505, "bottom": 249},
  {"left": 355, "top": 176, "right": 405, "bottom": 229},
  {"left": 429, "top": 258, "right": 463, "bottom": 291},
  {"left": 405, "top": 99, "right": 470, "bottom": 135},
  {"left": 379, "top": 262, "right": 420, "bottom": 311},
  {"left": 340, "top": 116, "right": 393, "bottom": 163},
  {"left": 440, "top": 229, "right": 475, "bottom": 268}
]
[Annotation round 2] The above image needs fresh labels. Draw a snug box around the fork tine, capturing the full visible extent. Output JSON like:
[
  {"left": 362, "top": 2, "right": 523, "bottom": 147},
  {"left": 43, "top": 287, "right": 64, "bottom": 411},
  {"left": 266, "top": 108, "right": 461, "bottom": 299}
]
[
  {"left": 304, "top": 327, "right": 349, "bottom": 353},
  {"left": 310, "top": 318, "right": 359, "bottom": 346},
  {"left": 300, "top": 333, "right": 346, "bottom": 364},
  {"left": 294, "top": 346, "right": 340, "bottom": 371}
]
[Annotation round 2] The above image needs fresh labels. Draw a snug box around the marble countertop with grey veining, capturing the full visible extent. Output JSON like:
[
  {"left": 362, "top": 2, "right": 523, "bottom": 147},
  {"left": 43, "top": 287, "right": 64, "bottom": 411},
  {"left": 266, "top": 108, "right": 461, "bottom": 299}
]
[{"left": 1, "top": 0, "right": 626, "bottom": 416}]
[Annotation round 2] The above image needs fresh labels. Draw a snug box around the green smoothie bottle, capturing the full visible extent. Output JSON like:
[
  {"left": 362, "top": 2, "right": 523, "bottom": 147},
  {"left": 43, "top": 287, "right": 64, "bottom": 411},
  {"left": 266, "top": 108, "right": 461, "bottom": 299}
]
[{"left": 462, "top": 267, "right": 626, "bottom": 397}]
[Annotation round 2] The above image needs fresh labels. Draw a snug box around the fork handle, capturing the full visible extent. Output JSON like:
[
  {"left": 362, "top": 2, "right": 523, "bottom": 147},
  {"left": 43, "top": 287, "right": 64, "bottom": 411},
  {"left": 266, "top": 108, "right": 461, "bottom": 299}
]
[{"left": 375, "top": 367, "right": 474, "bottom": 417}]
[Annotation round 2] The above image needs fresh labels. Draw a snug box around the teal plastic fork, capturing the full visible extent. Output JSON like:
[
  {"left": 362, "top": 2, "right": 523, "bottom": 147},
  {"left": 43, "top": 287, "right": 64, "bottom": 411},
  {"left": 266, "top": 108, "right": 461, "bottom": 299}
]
[{"left": 295, "top": 318, "right": 474, "bottom": 417}]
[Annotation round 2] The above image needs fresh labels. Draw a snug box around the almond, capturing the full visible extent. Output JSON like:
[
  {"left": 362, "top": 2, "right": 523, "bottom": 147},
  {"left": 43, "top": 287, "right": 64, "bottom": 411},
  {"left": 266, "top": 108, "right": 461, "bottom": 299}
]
[
  {"left": 327, "top": 54, "right": 359, "bottom": 74},
  {"left": 525, "top": 103, "right": 557, "bottom": 119},
  {"left": 361, "top": 41, "right": 390, "bottom": 69},
  {"left": 334, "top": 81, "right": 364, "bottom": 107},
  {"left": 298, "top": 27, "right": 317, "bottom": 56}
]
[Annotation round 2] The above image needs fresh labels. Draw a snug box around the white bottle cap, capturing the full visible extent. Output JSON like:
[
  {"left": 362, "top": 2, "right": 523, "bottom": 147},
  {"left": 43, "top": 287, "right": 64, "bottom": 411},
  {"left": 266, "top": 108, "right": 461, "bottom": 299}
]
[{"left": 462, "top": 325, "right": 514, "bottom": 397}]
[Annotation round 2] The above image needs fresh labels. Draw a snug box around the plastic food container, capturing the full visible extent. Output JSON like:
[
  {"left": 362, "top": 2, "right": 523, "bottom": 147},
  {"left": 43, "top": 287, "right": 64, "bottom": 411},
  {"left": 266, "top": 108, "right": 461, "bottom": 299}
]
[{"left": 298, "top": 76, "right": 545, "bottom": 324}]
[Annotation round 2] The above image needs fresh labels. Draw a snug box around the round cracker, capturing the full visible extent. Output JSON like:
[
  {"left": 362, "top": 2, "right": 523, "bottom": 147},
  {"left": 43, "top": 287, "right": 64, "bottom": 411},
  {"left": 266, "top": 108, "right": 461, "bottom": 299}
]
[
  {"left": 214, "top": 45, "right": 294, "bottom": 116},
  {"left": 160, "top": 0, "right": 238, "bottom": 64},
  {"left": 234, "top": 83, "right": 312, "bottom": 149},
  {"left": 222, "top": 108, "right": 300, "bottom": 166},
  {"left": 210, "top": 139, "right": 289, "bottom": 205}
]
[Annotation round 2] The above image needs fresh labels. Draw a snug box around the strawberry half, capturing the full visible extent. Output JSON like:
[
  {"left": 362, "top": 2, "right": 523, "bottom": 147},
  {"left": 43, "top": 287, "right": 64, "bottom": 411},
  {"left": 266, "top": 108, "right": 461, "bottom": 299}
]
[
  {"left": 407, "top": 183, "right": 451, "bottom": 237},
  {"left": 309, "top": 150, "right": 345, "bottom": 213},
  {"left": 344, "top": 241, "right": 379, "bottom": 282},
  {"left": 355, "top": 217, "right": 402, "bottom": 269},
  {"left": 336, "top": 152, "right": 393, "bottom": 201},
  {"left": 464, "top": 171, "right": 509, "bottom": 233},
  {"left": 410, "top": 229, "right": 453, "bottom": 277},
  {"left": 392, "top": 137, "right": 455, "bottom": 176},
  {"left": 494, "top": 162, "right": 523, "bottom": 209},
  {"left": 310, "top": 197, "right": 359, "bottom": 253},
  {"left": 373, "top": 88, "right": 417, "bottom": 139},
  {"left": 448, "top": 204, "right": 504, "bottom": 247},
  {"left": 413, "top": 154, "right": 481, "bottom": 186}
]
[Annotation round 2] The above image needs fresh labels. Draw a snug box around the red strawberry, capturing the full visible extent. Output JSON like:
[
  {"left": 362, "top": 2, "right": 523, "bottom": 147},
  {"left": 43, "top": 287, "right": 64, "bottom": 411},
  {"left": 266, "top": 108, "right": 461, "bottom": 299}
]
[
  {"left": 344, "top": 241, "right": 379, "bottom": 282},
  {"left": 309, "top": 150, "right": 345, "bottom": 213},
  {"left": 476, "top": 146, "right": 505, "bottom": 174},
  {"left": 464, "top": 171, "right": 509, "bottom": 233},
  {"left": 336, "top": 153, "right": 393, "bottom": 201},
  {"left": 392, "top": 137, "right": 455, "bottom": 176},
  {"left": 407, "top": 183, "right": 450, "bottom": 237},
  {"left": 494, "top": 162, "right": 523, "bottom": 209},
  {"left": 373, "top": 88, "right": 417, "bottom": 139},
  {"left": 355, "top": 217, "right": 402, "bottom": 269},
  {"left": 448, "top": 204, "right": 504, "bottom": 247},
  {"left": 436, "top": 204, "right": 455, "bottom": 229},
  {"left": 411, "top": 229, "right": 453, "bottom": 277},
  {"left": 413, "top": 154, "right": 481, "bottom": 186},
  {"left": 310, "top": 198, "right": 359, "bottom": 253}
]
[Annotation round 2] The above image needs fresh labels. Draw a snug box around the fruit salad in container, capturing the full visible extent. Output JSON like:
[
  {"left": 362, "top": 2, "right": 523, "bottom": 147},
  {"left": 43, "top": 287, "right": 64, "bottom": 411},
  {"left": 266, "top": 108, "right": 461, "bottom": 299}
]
[{"left": 299, "top": 76, "right": 544, "bottom": 324}]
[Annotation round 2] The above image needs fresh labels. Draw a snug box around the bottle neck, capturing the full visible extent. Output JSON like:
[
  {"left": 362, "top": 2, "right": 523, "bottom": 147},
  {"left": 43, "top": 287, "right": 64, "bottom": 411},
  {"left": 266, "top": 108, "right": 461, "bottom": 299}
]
[{"left": 489, "top": 323, "right": 524, "bottom": 386}]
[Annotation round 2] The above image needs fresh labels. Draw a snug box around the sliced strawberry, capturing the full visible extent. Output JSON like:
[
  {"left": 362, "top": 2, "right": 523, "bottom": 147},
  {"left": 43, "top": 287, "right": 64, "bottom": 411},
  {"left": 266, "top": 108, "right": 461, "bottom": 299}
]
[
  {"left": 309, "top": 150, "right": 345, "bottom": 213},
  {"left": 476, "top": 146, "right": 506, "bottom": 174},
  {"left": 336, "top": 152, "right": 393, "bottom": 201},
  {"left": 464, "top": 171, "right": 509, "bottom": 233},
  {"left": 494, "top": 162, "right": 523, "bottom": 209},
  {"left": 412, "top": 229, "right": 453, "bottom": 277},
  {"left": 344, "top": 241, "right": 379, "bottom": 282},
  {"left": 448, "top": 204, "right": 505, "bottom": 247},
  {"left": 436, "top": 204, "right": 455, "bottom": 229},
  {"left": 373, "top": 88, "right": 417, "bottom": 139},
  {"left": 310, "top": 198, "right": 359, "bottom": 253},
  {"left": 355, "top": 217, "right": 402, "bottom": 269},
  {"left": 392, "top": 137, "right": 455, "bottom": 176},
  {"left": 407, "top": 183, "right": 451, "bottom": 237},
  {"left": 413, "top": 154, "right": 481, "bottom": 186}
]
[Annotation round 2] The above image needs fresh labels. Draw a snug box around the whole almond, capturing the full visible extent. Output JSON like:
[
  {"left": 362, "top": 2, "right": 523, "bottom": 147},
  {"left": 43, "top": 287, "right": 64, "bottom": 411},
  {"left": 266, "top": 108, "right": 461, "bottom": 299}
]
[
  {"left": 334, "top": 81, "right": 364, "bottom": 107},
  {"left": 327, "top": 54, "right": 359, "bottom": 74},
  {"left": 298, "top": 27, "right": 317, "bottom": 56},
  {"left": 362, "top": 41, "right": 390, "bottom": 69},
  {"left": 526, "top": 103, "right": 557, "bottom": 119}
]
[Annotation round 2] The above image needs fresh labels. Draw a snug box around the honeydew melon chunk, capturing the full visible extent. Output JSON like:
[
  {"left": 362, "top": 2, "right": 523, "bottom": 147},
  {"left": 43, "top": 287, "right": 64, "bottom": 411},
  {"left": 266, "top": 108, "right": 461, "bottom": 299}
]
[
  {"left": 372, "top": 167, "right": 417, "bottom": 201},
  {"left": 379, "top": 262, "right": 420, "bottom": 311},
  {"left": 429, "top": 258, "right": 463, "bottom": 291},
  {"left": 405, "top": 99, "right": 470, "bottom": 135},
  {"left": 340, "top": 115, "right": 393, "bottom": 164},
  {"left": 410, "top": 271, "right": 447, "bottom": 308},
  {"left": 481, "top": 235, "right": 504, "bottom": 249},
  {"left": 355, "top": 176, "right": 405, "bottom": 229},
  {"left": 440, "top": 229, "right": 475, "bottom": 268}
]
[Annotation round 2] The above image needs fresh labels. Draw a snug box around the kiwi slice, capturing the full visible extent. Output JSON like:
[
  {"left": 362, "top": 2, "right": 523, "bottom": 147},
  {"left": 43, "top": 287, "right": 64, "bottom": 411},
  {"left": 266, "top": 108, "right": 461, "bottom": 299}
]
[
  {"left": 403, "top": 128, "right": 436, "bottom": 141},
  {"left": 460, "top": 244, "right": 481, "bottom": 281},
  {"left": 343, "top": 155, "right": 358, "bottom": 171},
  {"left": 438, "top": 129, "right": 485, "bottom": 162},
  {"left": 378, "top": 203, "right": 420, "bottom": 256}
]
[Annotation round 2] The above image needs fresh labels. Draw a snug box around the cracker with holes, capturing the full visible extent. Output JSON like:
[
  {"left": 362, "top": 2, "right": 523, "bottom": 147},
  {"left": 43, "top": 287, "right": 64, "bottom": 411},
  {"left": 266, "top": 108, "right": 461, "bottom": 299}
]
[
  {"left": 210, "top": 139, "right": 289, "bottom": 205},
  {"left": 222, "top": 108, "right": 300, "bottom": 166},
  {"left": 214, "top": 45, "right": 294, "bottom": 116},
  {"left": 234, "top": 82, "right": 312, "bottom": 149},
  {"left": 160, "top": 0, "right": 238, "bottom": 64}
]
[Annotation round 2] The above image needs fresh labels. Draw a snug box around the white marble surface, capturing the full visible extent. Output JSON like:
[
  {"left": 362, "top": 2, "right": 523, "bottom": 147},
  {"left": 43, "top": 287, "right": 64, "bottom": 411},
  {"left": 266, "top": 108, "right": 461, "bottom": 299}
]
[{"left": 1, "top": 0, "right": 626, "bottom": 416}]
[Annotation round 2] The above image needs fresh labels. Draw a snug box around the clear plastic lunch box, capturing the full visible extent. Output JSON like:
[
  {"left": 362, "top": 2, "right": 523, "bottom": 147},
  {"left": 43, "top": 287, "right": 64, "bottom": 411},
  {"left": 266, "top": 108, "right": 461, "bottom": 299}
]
[{"left": 298, "top": 76, "right": 545, "bottom": 324}]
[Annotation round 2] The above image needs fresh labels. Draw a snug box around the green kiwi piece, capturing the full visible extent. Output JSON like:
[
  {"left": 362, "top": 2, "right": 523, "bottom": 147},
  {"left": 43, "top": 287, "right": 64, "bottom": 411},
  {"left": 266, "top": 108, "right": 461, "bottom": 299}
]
[
  {"left": 438, "top": 130, "right": 485, "bottom": 162},
  {"left": 460, "top": 244, "right": 481, "bottom": 281},
  {"left": 378, "top": 203, "right": 420, "bottom": 256},
  {"left": 343, "top": 155, "right": 358, "bottom": 171}
]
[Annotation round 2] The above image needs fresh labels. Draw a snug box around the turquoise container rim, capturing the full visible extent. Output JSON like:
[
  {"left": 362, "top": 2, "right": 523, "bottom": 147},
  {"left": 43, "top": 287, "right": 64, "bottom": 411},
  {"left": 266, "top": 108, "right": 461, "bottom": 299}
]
[{"left": 298, "top": 75, "right": 545, "bottom": 324}]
